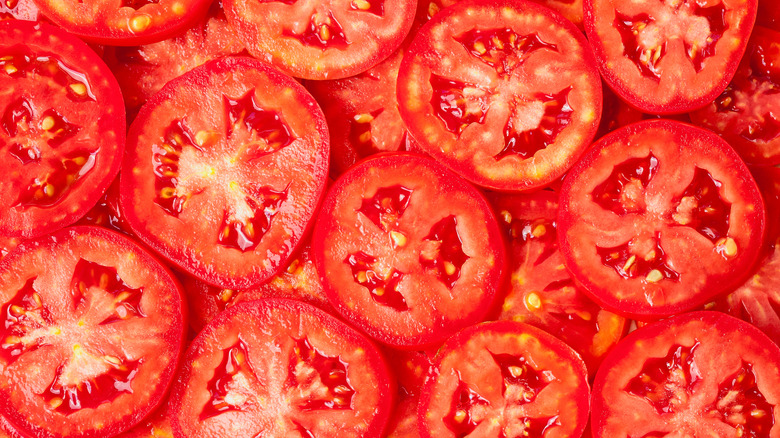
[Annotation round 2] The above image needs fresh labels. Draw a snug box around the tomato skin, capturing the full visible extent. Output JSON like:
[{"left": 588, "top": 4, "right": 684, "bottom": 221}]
[
  {"left": 313, "top": 152, "right": 506, "bottom": 348},
  {"left": 170, "top": 298, "right": 394, "bottom": 438},
  {"left": 419, "top": 320, "right": 590, "bottom": 438},
  {"left": 0, "top": 21, "right": 125, "bottom": 239},
  {"left": 0, "top": 226, "right": 186, "bottom": 438},
  {"left": 584, "top": 0, "right": 758, "bottom": 114},
  {"left": 591, "top": 311, "right": 780, "bottom": 437},
  {"left": 121, "top": 56, "right": 329, "bottom": 290},
  {"left": 559, "top": 120, "right": 766, "bottom": 319}
]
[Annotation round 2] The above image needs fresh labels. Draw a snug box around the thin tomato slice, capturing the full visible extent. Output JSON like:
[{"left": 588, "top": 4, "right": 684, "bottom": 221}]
[
  {"left": 558, "top": 120, "right": 766, "bottom": 318},
  {"left": 0, "top": 21, "right": 125, "bottom": 239},
  {"left": 592, "top": 311, "right": 780, "bottom": 437},
  {"left": 223, "top": 0, "right": 416, "bottom": 80},
  {"left": 690, "top": 25, "right": 780, "bottom": 165},
  {"left": 33, "top": 0, "right": 211, "bottom": 45},
  {"left": 0, "top": 226, "right": 185, "bottom": 438},
  {"left": 312, "top": 153, "right": 505, "bottom": 348},
  {"left": 488, "top": 189, "right": 627, "bottom": 376},
  {"left": 585, "top": 0, "right": 758, "bottom": 114},
  {"left": 121, "top": 57, "right": 329, "bottom": 289},
  {"left": 419, "top": 321, "right": 590, "bottom": 438},
  {"left": 397, "top": 0, "right": 602, "bottom": 191},
  {"left": 0, "top": 0, "right": 38, "bottom": 21},
  {"left": 170, "top": 298, "right": 393, "bottom": 437}
]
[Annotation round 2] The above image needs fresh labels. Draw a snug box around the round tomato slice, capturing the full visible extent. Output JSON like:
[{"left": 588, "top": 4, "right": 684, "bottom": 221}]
[
  {"left": 182, "top": 243, "right": 328, "bottom": 331},
  {"left": 312, "top": 153, "right": 505, "bottom": 348},
  {"left": 121, "top": 56, "right": 329, "bottom": 289},
  {"left": 592, "top": 311, "right": 780, "bottom": 437},
  {"left": 488, "top": 189, "right": 627, "bottom": 377},
  {"left": 170, "top": 298, "right": 393, "bottom": 437},
  {"left": 102, "top": 1, "right": 246, "bottom": 118},
  {"left": 397, "top": 0, "right": 602, "bottom": 191},
  {"left": 585, "top": 0, "right": 757, "bottom": 114},
  {"left": 690, "top": 25, "right": 780, "bottom": 166},
  {"left": 0, "top": 226, "right": 185, "bottom": 438},
  {"left": 33, "top": 0, "right": 211, "bottom": 46},
  {"left": 558, "top": 120, "right": 766, "bottom": 319},
  {"left": 222, "top": 0, "right": 416, "bottom": 80},
  {"left": 419, "top": 320, "right": 590, "bottom": 438},
  {"left": 0, "top": 21, "right": 125, "bottom": 239}
]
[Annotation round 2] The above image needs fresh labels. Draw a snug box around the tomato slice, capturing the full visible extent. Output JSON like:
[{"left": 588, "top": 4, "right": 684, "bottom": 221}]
[
  {"left": 416, "top": 0, "right": 583, "bottom": 29},
  {"left": 690, "top": 26, "right": 780, "bottom": 166},
  {"left": 419, "top": 320, "right": 590, "bottom": 438},
  {"left": 312, "top": 153, "right": 505, "bottom": 348},
  {"left": 103, "top": 1, "right": 247, "bottom": 118},
  {"left": 558, "top": 120, "right": 766, "bottom": 319},
  {"left": 386, "top": 394, "right": 421, "bottom": 438},
  {"left": 182, "top": 243, "right": 328, "bottom": 331},
  {"left": 592, "top": 311, "right": 780, "bottom": 437},
  {"left": 585, "top": 0, "right": 758, "bottom": 114},
  {"left": 121, "top": 57, "right": 329, "bottom": 289},
  {"left": 115, "top": 402, "right": 173, "bottom": 438},
  {"left": 397, "top": 0, "right": 602, "bottom": 191},
  {"left": 488, "top": 189, "right": 627, "bottom": 377},
  {"left": 34, "top": 0, "right": 211, "bottom": 46},
  {"left": 0, "top": 0, "right": 38, "bottom": 21},
  {"left": 0, "top": 21, "right": 125, "bottom": 239},
  {"left": 758, "top": 0, "right": 780, "bottom": 31},
  {"left": 222, "top": 0, "right": 416, "bottom": 80},
  {"left": 170, "top": 298, "right": 393, "bottom": 437},
  {"left": 0, "top": 226, "right": 185, "bottom": 438}
]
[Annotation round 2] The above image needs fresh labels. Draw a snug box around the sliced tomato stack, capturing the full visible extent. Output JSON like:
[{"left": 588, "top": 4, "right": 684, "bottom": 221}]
[
  {"left": 170, "top": 298, "right": 393, "bottom": 437},
  {"left": 690, "top": 25, "right": 780, "bottom": 165},
  {"left": 0, "top": 226, "right": 185, "bottom": 438},
  {"left": 585, "top": 0, "right": 758, "bottom": 114},
  {"left": 398, "top": 0, "right": 602, "bottom": 191},
  {"left": 489, "top": 189, "right": 628, "bottom": 376},
  {"left": 0, "top": 21, "right": 125, "bottom": 239},
  {"left": 559, "top": 120, "right": 766, "bottom": 318},
  {"left": 121, "top": 57, "right": 329, "bottom": 289}
]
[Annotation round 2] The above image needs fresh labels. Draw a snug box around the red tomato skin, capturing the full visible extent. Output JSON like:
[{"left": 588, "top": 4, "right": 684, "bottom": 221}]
[
  {"left": 584, "top": 0, "right": 758, "bottom": 115},
  {"left": 558, "top": 120, "right": 766, "bottom": 320}
]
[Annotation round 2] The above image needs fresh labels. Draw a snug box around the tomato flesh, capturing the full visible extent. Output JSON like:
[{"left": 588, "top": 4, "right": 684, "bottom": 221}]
[
  {"left": 0, "top": 226, "right": 184, "bottom": 438},
  {"left": 0, "top": 0, "right": 38, "bottom": 21},
  {"left": 0, "top": 21, "right": 125, "bottom": 239},
  {"left": 592, "top": 311, "right": 780, "bottom": 437},
  {"left": 419, "top": 321, "right": 590, "bottom": 438},
  {"left": 585, "top": 0, "right": 758, "bottom": 114},
  {"left": 170, "top": 299, "right": 393, "bottom": 437},
  {"left": 397, "top": 0, "right": 602, "bottom": 191},
  {"left": 121, "top": 57, "right": 329, "bottom": 289}
]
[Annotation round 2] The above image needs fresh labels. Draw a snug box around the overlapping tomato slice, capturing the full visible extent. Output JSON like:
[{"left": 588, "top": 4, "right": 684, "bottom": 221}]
[
  {"left": 0, "top": 226, "right": 184, "bottom": 438},
  {"left": 313, "top": 153, "right": 505, "bottom": 348},
  {"left": 592, "top": 311, "right": 780, "bottom": 436},
  {"left": 121, "top": 57, "right": 329, "bottom": 289},
  {"left": 0, "top": 21, "right": 125, "bottom": 239},
  {"left": 0, "top": 0, "right": 38, "bottom": 21},
  {"left": 170, "top": 299, "right": 393, "bottom": 437},
  {"left": 559, "top": 120, "right": 765, "bottom": 318},
  {"left": 397, "top": 0, "right": 602, "bottom": 191},
  {"left": 585, "top": 0, "right": 758, "bottom": 114},
  {"left": 488, "top": 189, "right": 627, "bottom": 376}
]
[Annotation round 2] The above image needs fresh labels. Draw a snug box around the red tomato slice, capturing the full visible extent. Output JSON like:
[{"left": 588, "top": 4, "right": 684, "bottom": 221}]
[
  {"left": 419, "top": 320, "right": 590, "bottom": 438},
  {"left": 312, "top": 153, "right": 505, "bottom": 348},
  {"left": 222, "top": 0, "right": 416, "bottom": 80},
  {"left": 758, "top": 0, "right": 780, "bottom": 31},
  {"left": 115, "top": 401, "right": 173, "bottom": 438},
  {"left": 488, "top": 189, "right": 627, "bottom": 376},
  {"left": 592, "top": 311, "right": 780, "bottom": 437},
  {"left": 170, "top": 298, "right": 394, "bottom": 437},
  {"left": 585, "top": 0, "right": 758, "bottom": 114},
  {"left": 0, "top": 0, "right": 39, "bottom": 21},
  {"left": 690, "top": 25, "right": 780, "bottom": 166},
  {"left": 397, "top": 0, "right": 602, "bottom": 191},
  {"left": 0, "top": 415, "right": 21, "bottom": 438},
  {"left": 121, "top": 57, "right": 329, "bottom": 289},
  {"left": 386, "top": 394, "right": 421, "bottom": 438},
  {"left": 0, "top": 226, "right": 185, "bottom": 438},
  {"left": 182, "top": 243, "right": 328, "bottom": 331},
  {"left": 0, "top": 21, "right": 125, "bottom": 239},
  {"left": 559, "top": 120, "right": 766, "bottom": 319},
  {"left": 33, "top": 0, "right": 211, "bottom": 46},
  {"left": 415, "top": 0, "right": 582, "bottom": 29},
  {"left": 102, "top": 1, "right": 246, "bottom": 118}
]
